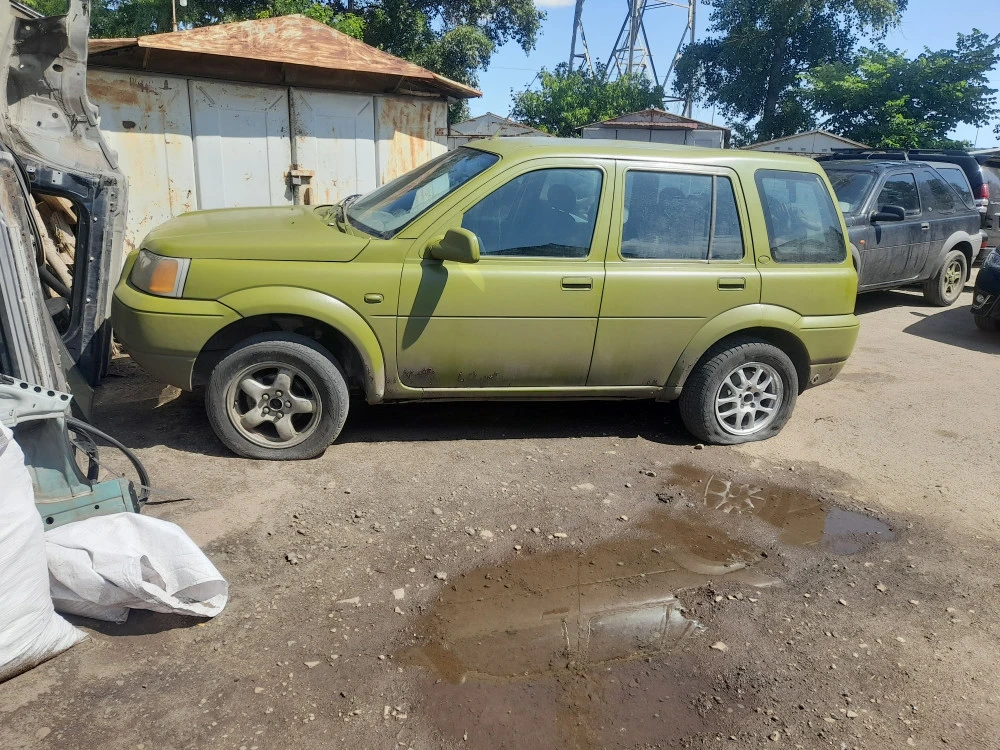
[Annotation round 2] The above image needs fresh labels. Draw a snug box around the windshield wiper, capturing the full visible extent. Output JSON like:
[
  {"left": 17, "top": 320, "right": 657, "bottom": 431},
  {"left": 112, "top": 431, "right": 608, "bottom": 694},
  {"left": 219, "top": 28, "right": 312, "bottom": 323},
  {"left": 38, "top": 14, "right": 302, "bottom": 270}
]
[{"left": 331, "top": 194, "right": 362, "bottom": 231}]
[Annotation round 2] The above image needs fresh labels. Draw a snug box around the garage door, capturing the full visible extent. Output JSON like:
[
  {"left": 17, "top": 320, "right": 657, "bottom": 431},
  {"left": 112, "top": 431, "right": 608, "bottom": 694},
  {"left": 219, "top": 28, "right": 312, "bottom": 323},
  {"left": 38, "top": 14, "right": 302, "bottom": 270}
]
[
  {"left": 189, "top": 81, "right": 292, "bottom": 209},
  {"left": 291, "top": 90, "right": 376, "bottom": 205}
]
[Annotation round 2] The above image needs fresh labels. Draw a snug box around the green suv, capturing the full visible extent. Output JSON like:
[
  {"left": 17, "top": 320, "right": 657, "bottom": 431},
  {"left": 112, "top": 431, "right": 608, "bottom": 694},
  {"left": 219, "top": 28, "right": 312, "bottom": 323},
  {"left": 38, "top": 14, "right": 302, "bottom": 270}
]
[{"left": 111, "top": 139, "right": 859, "bottom": 459}]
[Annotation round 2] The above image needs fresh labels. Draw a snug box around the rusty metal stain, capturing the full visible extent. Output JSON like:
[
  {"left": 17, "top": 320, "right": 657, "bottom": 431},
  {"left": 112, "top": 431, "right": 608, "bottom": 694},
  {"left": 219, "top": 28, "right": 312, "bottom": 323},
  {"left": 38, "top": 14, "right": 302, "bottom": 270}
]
[
  {"left": 89, "top": 16, "right": 480, "bottom": 99},
  {"left": 376, "top": 96, "right": 447, "bottom": 184},
  {"left": 88, "top": 69, "right": 198, "bottom": 257}
]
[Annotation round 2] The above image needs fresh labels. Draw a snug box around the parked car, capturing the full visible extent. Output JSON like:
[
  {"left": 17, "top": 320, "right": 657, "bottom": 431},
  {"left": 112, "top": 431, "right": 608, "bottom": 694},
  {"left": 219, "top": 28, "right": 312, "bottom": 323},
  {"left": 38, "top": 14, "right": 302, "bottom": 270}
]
[
  {"left": 820, "top": 159, "right": 983, "bottom": 305},
  {"left": 971, "top": 248, "right": 1000, "bottom": 331},
  {"left": 112, "top": 140, "right": 860, "bottom": 459},
  {"left": 974, "top": 155, "right": 1000, "bottom": 252}
]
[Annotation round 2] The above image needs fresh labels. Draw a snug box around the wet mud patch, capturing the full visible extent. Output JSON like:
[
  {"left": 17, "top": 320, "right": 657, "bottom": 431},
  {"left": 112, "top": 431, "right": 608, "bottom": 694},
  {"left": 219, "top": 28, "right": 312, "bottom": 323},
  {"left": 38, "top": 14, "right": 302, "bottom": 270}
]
[{"left": 400, "top": 464, "right": 898, "bottom": 748}]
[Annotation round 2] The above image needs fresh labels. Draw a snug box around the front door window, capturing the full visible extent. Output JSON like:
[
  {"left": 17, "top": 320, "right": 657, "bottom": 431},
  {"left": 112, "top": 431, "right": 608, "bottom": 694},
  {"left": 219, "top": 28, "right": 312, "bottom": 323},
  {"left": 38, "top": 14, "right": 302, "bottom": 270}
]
[{"left": 461, "top": 168, "right": 603, "bottom": 258}]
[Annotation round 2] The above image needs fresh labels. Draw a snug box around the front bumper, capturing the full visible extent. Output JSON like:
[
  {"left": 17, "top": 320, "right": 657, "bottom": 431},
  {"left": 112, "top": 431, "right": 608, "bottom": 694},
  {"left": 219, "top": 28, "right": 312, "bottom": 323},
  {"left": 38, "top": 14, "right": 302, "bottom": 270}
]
[
  {"left": 112, "top": 278, "right": 241, "bottom": 391},
  {"left": 971, "top": 287, "right": 1000, "bottom": 321}
]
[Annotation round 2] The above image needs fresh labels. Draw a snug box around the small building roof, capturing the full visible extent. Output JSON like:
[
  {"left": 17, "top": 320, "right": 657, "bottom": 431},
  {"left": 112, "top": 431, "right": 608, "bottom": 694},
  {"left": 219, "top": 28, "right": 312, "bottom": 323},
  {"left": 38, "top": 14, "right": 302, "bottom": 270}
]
[
  {"left": 449, "top": 112, "right": 551, "bottom": 138},
  {"left": 746, "top": 129, "right": 870, "bottom": 150},
  {"left": 88, "top": 15, "right": 480, "bottom": 99},
  {"left": 582, "top": 108, "right": 730, "bottom": 134}
]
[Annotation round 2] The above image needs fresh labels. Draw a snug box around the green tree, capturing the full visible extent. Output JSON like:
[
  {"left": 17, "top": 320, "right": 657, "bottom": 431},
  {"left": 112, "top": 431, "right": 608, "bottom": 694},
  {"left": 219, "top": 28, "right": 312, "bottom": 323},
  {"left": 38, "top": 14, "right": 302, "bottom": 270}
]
[
  {"left": 673, "top": 0, "right": 907, "bottom": 145},
  {"left": 510, "top": 64, "right": 666, "bottom": 138},
  {"left": 24, "top": 0, "right": 542, "bottom": 122},
  {"left": 803, "top": 31, "right": 1000, "bottom": 149}
]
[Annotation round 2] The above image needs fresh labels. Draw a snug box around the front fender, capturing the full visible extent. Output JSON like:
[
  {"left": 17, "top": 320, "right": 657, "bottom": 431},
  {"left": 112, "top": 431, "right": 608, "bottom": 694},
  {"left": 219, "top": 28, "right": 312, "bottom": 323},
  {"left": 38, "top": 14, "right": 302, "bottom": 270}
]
[
  {"left": 663, "top": 304, "right": 803, "bottom": 394},
  {"left": 218, "top": 287, "right": 386, "bottom": 402}
]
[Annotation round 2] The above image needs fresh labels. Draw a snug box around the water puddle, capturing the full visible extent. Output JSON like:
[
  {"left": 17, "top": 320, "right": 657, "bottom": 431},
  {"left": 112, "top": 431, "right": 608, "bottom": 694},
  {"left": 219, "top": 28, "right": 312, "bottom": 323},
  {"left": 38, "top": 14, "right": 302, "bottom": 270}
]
[
  {"left": 401, "top": 465, "right": 896, "bottom": 747},
  {"left": 669, "top": 463, "right": 894, "bottom": 554}
]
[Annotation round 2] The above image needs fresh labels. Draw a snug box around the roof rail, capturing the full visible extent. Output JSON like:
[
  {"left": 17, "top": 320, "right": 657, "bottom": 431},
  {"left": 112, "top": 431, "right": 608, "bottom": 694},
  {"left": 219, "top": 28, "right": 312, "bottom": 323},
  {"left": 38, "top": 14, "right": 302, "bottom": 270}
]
[{"left": 827, "top": 148, "right": 908, "bottom": 159}]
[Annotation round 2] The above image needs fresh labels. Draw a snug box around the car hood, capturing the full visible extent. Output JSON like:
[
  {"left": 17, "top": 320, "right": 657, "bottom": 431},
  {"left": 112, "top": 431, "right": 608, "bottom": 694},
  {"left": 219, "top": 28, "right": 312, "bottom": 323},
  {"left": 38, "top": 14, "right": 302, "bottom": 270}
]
[{"left": 141, "top": 206, "right": 370, "bottom": 262}]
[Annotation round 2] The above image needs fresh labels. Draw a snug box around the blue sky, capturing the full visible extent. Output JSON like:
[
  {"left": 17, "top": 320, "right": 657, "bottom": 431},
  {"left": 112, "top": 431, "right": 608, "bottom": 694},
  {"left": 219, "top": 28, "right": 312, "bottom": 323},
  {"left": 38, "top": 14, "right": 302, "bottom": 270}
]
[{"left": 472, "top": 0, "right": 1000, "bottom": 148}]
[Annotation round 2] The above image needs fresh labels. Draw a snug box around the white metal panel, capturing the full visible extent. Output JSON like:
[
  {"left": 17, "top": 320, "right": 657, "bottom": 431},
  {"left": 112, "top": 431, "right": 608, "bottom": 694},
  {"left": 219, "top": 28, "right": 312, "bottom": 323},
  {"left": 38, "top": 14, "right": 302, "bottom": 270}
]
[
  {"left": 376, "top": 97, "right": 447, "bottom": 185},
  {"left": 189, "top": 81, "right": 291, "bottom": 209},
  {"left": 688, "top": 130, "right": 724, "bottom": 148},
  {"left": 88, "top": 70, "right": 197, "bottom": 253},
  {"left": 614, "top": 129, "right": 652, "bottom": 143},
  {"left": 290, "top": 90, "right": 375, "bottom": 204},
  {"left": 649, "top": 129, "right": 688, "bottom": 145}
]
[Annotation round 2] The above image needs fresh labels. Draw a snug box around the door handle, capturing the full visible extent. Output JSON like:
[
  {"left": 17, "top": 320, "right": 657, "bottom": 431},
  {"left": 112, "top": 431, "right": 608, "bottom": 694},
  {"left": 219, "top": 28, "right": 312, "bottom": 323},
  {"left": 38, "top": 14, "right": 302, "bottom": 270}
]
[
  {"left": 561, "top": 276, "right": 593, "bottom": 290},
  {"left": 717, "top": 277, "right": 746, "bottom": 291},
  {"left": 921, "top": 222, "right": 930, "bottom": 230}
]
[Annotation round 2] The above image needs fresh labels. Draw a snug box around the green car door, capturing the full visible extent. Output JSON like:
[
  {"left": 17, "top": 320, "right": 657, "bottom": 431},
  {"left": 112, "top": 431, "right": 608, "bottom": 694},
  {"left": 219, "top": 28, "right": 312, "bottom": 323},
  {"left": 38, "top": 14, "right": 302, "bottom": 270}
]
[
  {"left": 396, "top": 158, "right": 614, "bottom": 390},
  {"left": 588, "top": 160, "right": 761, "bottom": 386}
]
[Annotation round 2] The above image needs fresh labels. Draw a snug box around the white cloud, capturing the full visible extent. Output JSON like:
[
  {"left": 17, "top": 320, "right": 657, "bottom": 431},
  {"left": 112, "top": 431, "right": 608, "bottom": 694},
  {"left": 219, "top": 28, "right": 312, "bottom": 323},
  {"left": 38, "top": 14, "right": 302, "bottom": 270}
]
[{"left": 535, "top": 0, "right": 576, "bottom": 7}]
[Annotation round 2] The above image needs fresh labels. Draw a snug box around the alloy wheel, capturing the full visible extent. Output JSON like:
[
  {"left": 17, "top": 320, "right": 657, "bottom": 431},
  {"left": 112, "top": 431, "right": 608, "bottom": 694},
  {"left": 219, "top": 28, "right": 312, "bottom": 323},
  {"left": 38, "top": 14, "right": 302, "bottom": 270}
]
[
  {"left": 225, "top": 361, "right": 322, "bottom": 449},
  {"left": 714, "top": 362, "right": 784, "bottom": 436}
]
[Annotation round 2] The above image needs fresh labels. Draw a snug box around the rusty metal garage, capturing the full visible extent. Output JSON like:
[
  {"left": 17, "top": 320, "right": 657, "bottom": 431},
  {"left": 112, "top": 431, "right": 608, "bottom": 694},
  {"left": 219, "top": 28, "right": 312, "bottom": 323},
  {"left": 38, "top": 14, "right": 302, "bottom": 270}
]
[{"left": 85, "top": 14, "right": 479, "bottom": 252}]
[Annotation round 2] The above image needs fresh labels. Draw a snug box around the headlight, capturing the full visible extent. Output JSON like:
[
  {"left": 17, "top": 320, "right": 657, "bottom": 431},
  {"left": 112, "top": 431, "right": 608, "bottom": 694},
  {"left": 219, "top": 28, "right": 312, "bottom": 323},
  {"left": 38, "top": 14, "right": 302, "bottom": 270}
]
[
  {"left": 985, "top": 250, "right": 1000, "bottom": 270},
  {"left": 129, "top": 249, "right": 190, "bottom": 297}
]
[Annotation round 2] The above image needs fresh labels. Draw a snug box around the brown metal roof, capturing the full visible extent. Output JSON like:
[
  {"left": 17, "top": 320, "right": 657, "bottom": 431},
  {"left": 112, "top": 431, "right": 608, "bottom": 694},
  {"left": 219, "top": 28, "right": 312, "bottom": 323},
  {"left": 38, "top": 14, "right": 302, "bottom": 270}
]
[
  {"left": 88, "top": 15, "right": 480, "bottom": 99},
  {"left": 583, "top": 108, "right": 730, "bottom": 133}
]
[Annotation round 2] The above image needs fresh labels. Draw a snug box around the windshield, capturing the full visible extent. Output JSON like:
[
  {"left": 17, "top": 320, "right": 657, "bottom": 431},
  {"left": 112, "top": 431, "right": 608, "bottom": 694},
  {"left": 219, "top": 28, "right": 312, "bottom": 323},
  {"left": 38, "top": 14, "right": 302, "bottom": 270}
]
[
  {"left": 826, "top": 170, "right": 875, "bottom": 214},
  {"left": 348, "top": 148, "right": 499, "bottom": 238}
]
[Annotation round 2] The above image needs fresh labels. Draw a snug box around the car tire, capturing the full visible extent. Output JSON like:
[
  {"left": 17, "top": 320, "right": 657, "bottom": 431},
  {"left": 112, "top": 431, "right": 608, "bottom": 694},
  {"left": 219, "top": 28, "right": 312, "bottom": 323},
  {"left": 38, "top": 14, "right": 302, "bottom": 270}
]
[
  {"left": 679, "top": 339, "right": 799, "bottom": 446},
  {"left": 923, "top": 250, "right": 967, "bottom": 307},
  {"left": 974, "top": 315, "right": 999, "bottom": 332},
  {"left": 205, "top": 333, "right": 349, "bottom": 460}
]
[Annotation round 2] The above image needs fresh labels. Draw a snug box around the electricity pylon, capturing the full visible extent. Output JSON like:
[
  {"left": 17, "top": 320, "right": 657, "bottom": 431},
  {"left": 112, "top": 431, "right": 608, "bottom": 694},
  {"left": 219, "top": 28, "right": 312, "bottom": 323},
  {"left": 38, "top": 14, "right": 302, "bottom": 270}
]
[{"left": 568, "top": 0, "right": 697, "bottom": 117}]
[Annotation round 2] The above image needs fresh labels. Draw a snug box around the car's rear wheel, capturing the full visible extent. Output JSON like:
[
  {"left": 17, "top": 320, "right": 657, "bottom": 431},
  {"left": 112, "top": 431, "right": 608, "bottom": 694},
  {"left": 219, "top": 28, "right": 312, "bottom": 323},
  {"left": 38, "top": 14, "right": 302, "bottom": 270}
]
[
  {"left": 923, "top": 250, "right": 967, "bottom": 307},
  {"left": 679, "top": 339, "right": 798, "bottom": 445},
  {"left": 974, "top": 314, "right": 999, "bottom": 332},
  {"left": 206, "top": 333, "right": 349, "bottom": 460}
]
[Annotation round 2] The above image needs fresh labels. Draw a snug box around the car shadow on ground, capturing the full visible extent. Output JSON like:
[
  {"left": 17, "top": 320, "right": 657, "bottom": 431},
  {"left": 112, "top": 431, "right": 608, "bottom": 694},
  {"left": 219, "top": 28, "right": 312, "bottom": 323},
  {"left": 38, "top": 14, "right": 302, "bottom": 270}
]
[
  {"left": 94, "top": 358, "right": 696, "bottom": 457},
  {"left": 853, "top": 284, "right": 976, "bottom": 315},
  {"left": 903, "top": 305, "right": 1000, "bottom": 354}
]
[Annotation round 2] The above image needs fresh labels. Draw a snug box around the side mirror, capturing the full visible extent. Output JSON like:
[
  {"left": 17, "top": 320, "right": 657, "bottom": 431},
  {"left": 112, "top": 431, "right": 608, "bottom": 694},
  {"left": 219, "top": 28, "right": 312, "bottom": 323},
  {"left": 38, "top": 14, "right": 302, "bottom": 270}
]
[
  {"left": 427, "top": 228, "right": 480, "bottom": 264},
  {"left": 870, "top": 205, "right": 906, "bottom": 223}
]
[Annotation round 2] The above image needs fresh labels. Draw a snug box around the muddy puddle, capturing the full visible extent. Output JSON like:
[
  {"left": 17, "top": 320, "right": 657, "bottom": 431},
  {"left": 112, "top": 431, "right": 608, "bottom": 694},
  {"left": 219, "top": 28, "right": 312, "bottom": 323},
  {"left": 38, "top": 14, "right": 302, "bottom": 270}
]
[{"left": 401, "top": 464, "right": 896, "bottom": 748}]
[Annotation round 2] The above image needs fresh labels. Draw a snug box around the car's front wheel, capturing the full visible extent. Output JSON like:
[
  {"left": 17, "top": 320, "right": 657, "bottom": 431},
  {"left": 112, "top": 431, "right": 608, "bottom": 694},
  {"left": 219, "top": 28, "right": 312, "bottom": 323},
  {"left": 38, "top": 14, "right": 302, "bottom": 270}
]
[
  {"left": 206, "top": 333, "right": 349, "bottom": 460},
  {"left": 679, "top": 339, "right": 799, "bottom": 445},
  {"left": 923, "top": 250, "right": 967, "bottom": 307}
]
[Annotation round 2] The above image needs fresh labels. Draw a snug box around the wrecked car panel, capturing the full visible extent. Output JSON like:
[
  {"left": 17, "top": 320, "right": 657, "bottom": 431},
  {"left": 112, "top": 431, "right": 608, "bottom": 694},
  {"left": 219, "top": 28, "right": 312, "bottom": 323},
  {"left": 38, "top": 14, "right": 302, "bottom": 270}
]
[{"left": 0, "top": 0, "right": 128, "bottom": 385}]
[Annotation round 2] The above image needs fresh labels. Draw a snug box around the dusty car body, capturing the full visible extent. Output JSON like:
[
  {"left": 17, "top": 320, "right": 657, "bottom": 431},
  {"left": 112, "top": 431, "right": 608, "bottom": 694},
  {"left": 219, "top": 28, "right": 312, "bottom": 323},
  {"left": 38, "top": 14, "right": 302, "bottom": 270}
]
[
  {"left": 972, "top": 249, "right": 1000, "bottom": 331},
  {"left": 822, "top": 160, "right": 982, "bottom": 306},
  {"left": 112, "top": 139, "right": 860, "bottom": 459}
]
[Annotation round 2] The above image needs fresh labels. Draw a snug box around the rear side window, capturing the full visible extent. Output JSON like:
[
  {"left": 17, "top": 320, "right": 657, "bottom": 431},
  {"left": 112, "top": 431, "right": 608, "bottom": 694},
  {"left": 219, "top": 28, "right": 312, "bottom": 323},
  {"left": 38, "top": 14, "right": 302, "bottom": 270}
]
[
  {"left": 934, "top": 166, "right": 975, "bottom": 209},
  {"left": 621, "top": 171, "right": 744, "bottom": 260},
  {"left": 924, "top": 172, "right": 957, "bottom": 213},
  {"left": 755, "top": 170, "right": 846, "bottom": 264},
  {"left": 878, "top": 174, "right": 920, "bottom": 215}
]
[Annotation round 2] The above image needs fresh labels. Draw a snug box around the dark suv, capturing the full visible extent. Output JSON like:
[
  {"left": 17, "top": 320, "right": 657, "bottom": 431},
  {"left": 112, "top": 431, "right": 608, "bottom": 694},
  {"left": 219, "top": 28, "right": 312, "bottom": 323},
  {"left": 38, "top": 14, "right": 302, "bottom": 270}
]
[
  {"left": 821, "top": 160, "right": 983, "bottom": 306},
  {"left": 823, "top": 149, "right": 991, "bottom": 258},
  {"left": 974, "top": 154, "right": 1000, "bottom": 251}
]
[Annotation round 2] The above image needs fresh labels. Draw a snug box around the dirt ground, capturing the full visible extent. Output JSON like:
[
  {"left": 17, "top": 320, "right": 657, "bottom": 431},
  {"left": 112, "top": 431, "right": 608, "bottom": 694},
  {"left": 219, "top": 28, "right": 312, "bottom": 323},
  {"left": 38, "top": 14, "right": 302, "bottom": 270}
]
[{"left": 3, "top": 278, "right": 1000, "bottom": 750}]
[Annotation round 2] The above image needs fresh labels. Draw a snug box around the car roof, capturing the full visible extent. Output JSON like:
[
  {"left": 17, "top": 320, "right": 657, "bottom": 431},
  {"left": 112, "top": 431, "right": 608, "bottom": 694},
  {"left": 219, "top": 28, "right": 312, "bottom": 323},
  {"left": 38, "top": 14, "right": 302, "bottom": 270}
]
[
  {"left": 822, "top": 159, "right": 961, "bottom": 172},
  {"left": 462, "top": 137, "right": 823, "bottom": 170},
  {"left": 821, "top": 160, "right": 916, "bottom": 171}
]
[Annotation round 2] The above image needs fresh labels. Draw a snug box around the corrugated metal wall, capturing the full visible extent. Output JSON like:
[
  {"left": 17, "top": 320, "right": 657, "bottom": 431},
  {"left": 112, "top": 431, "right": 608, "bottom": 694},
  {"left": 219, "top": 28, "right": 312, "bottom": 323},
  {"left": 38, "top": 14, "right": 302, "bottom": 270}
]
[{"left": 89, "top": 70, "right": 448, "bottom": 253}]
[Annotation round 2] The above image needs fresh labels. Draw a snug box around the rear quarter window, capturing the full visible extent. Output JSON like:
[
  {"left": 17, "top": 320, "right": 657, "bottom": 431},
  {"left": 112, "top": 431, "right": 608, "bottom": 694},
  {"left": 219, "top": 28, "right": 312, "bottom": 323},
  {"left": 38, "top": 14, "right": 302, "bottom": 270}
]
[
  {"left": 934, "top": 166, "right": 976, "bottom": 209},
  {"left": 755, "top": 170, "right": 846, "bottom": 264}
]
